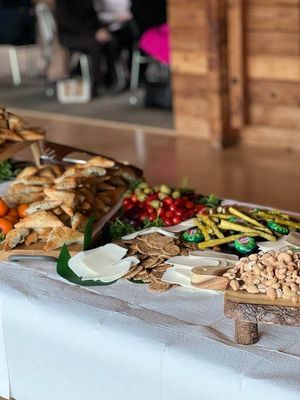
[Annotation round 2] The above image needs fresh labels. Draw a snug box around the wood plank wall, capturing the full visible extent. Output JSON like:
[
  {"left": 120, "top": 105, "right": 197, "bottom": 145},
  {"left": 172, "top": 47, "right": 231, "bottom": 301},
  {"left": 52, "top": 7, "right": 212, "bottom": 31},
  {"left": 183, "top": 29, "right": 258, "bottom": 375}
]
[
  {"left": 247, "top": 0, "right": 300, "bottom": 128},
  {"left": 169, "top": 0, "right": 300, "bottom": 149},
  {"left": 168, "top": 0, "right": 209, "bottom": 138}
]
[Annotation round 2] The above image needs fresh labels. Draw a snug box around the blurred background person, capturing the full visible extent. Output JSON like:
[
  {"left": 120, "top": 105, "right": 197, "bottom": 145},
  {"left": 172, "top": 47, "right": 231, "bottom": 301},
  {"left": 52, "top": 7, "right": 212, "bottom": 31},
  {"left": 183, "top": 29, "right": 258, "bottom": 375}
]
[
  {"left": 0, "top": 0, "right": 36, "bottom": 45},
  {"left": 56, "top": 0, "right": 113, "bottom": 96},
  {"left": 94, "top": 0, "right": 137, "bottom": 89}
]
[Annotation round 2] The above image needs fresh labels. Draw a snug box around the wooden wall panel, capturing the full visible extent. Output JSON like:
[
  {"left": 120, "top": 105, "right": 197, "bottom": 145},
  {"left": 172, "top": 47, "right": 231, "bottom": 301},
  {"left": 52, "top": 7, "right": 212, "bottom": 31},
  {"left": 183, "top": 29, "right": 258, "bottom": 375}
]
[
  {"left": 247, "top": 32, "right": 300, "bottom": 55},
  {"left": 169, "top": 0, "right": 300, "bottom": 148},
  {"left": 169, "top": 0, "right": 208, "bottom": 138},
  {"left": 247, "top": 3, "right": 300, "bottom": 32},
  {"left": 249, "top": 80, "right": 300, "bottom": 106},
  {"left": 245, "top": 0, "right": 300, "bottom": 135}
]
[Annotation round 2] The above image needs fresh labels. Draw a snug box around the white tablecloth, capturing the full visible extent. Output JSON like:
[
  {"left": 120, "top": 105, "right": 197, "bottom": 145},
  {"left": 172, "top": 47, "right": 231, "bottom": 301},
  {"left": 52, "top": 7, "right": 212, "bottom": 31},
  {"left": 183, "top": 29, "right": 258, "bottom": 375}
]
[{"left": 0, "top": 182, "right": 299, "bottom": 400}]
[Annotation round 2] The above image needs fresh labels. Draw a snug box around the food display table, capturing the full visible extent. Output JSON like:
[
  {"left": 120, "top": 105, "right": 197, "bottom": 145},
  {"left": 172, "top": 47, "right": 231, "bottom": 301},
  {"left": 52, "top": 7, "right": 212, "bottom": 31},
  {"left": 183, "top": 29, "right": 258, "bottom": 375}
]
[{"left": 0, "top": 179, "right": 299, "bottom": 400}]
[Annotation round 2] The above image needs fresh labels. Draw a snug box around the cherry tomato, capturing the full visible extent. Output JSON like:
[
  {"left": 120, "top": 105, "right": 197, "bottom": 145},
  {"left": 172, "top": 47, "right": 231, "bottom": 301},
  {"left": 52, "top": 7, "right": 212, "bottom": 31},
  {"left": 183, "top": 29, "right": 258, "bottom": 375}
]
[
  {"left": 185, "top": 200, "right": 194, "bottom": 210},
  {"left": 123, "top": 198, "right": 132, "bottom": 206},
  {"left": 146, "top": 194, "right": 158, "bottom": 202},
  {"left": 148, "top": 213, "right": 157, "bottom": 221},
  {"left": 163, "top": 196, "right": 173, "bottom": 207},
  {"left": 131, "top": 194, "right": 138, "bottom": 203},
  {"left": 175, "top": 209, "right": 183, "bottom": 217},
  {"left": 123, "top": 202, "right": 134, "bottom": 210},
  {"left": 174, "top": 198, "right": 185, "bottom": 207},
  {"left": 146, "top": 205, "right": 155, "bottom": 214},
  {"left": 172, "top": 216, "right": 182, "bottom": 225},
  {"left": 195, "top": 204, "right": 206, "bottom": 214},
  {"left": 165, "top": 210, "right": 174, "bottom": 219},
  {"left": 139, "top": 211, "right": 148, "bottom": 220},
  {"left": 168, "top": 203, "right": 177, "bottom": 212},
  {"left": 164, "top": 218, "right": 173, "bottom": 226}
]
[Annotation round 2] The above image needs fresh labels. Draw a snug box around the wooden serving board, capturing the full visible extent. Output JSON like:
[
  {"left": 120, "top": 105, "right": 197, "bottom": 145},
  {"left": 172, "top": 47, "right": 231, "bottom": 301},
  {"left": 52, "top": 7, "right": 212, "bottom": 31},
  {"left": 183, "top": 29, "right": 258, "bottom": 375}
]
[
  {"left": 224, "top": 289, "right": 300, "bottom": 345},
  {"left": 191, "top": 265, "right": 229, "bottom": 291},
  {"left": 0, "top": 140, "right": 37, "bottom": 162},
  {"left": 0, "top": 242, "right": 82, "bottom": 261}
]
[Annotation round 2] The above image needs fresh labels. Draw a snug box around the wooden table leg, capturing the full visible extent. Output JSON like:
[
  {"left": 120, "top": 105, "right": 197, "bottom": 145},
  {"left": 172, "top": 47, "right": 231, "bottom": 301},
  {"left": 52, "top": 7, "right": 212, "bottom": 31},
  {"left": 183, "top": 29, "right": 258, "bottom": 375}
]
[{"left": 234, "top": 320, "right": 258, "bottom": 345}]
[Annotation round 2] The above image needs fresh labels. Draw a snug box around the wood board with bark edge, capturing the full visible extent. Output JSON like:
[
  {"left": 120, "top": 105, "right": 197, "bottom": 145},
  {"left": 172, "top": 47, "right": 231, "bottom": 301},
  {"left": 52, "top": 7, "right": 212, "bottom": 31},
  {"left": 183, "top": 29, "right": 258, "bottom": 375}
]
[
  {"left": 0, "top": 140, "right": 37, "bottom": 163},
  {"left": 224, "top": 288, "right": 300, "bottom": 346}
]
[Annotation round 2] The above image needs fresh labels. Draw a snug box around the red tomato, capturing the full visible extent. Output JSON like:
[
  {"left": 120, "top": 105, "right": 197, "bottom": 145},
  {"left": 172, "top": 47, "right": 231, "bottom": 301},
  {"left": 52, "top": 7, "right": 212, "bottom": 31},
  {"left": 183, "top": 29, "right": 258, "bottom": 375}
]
[
  {"left": 172, "top": 216, "right": 182, "bottom": 225},
  {"left": 174, "top": 198, "right": 185, "bottom": 207},
  {"left": 123, "top": 198, "right": 132, "bottom": 206},
  {"left": 195, "top": 204, "right": 206, "bottom": 214},
  {"left": 175, "top": 209, "right": 183, "bottom": 217},
  {"left": 185, "top": 200, "right": 194, "bottom": 210},
  {"left": 168, "top": 203, "right": 177, "bottom": 212},
  {"left": 164, "top": 218, "right": 173, "bottom": 226},
  {"left": 139, "top": 211, "right": 148, "bottom": 220},
  {"left": 131, "top": 194, "right": 138, "bottom": 203},
  {"left": 146, "top": 194, "right": 158, "bottom": 202},
  {"left": 163, "top": 196, "right": 173, "bottom": 207},
  {"left": 146, "top": 205, "right": 155, "bottom": 214},
  {"left": 123, "top": 201, "right": 134, "bottom": 210},
  {"left": 165, "top": 210, "right": 174, "bottom": 219}
]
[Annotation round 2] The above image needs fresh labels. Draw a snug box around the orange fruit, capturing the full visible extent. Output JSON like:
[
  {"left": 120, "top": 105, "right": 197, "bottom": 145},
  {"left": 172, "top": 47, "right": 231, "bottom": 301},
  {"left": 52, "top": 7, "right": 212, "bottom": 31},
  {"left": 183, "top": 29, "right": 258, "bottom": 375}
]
[
  {"left": 0, "top": 199, "right": 8, "bottom": 217},
  {"left": 17, "top": 204, "right": 29, "bottom": 218},
  {"left": 4, "top": 215, "right": 17, "bottom": 225},
  {"left": 0, "top": 218, "right": 13, "bottom": 235},
  {"left": 7, "top": 208, "right": 18, "bottom": 220}
]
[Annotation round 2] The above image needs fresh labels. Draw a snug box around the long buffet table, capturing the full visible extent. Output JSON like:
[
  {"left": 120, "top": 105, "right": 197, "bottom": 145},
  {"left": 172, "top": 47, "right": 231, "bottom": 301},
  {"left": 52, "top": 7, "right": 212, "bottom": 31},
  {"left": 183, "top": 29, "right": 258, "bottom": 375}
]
[{"left": 0, "top": 187, "right": 300, "bottom": 400}]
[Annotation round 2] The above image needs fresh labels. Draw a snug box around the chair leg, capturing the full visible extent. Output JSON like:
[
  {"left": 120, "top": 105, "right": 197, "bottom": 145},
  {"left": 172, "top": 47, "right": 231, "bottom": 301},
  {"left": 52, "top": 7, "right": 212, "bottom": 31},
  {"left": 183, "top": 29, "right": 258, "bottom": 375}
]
[
  {"left": 130, "top": 50, "right": 141, "bottom": 91},
  {"left": 8, "top": 47, "right": 21, "bottom": 86},
  {"left": 79, "top": 54, "right": 91, "bottom": 84}
]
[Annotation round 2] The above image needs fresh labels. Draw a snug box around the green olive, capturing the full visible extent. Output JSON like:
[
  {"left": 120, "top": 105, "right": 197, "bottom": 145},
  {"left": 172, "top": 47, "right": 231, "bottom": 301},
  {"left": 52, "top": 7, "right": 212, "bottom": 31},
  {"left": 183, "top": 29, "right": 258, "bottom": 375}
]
[
  {"left": 144, "top": 188, "right": 153, "bottom": 194},
  {"left": 160, "top": 184, "right": 171, "bottom": 194},
  {"left": 172, "top": 191, "right": 181, "bottom": 199},
  {"left": 137, "top": 193, "right": 147, "bottom": 202},
  {"left": 138, "top": 182, "right": 149, "bottom": 189},
  {"left": 150, "top": 200, "right": 162, "bottom": 209},
  {"left": 158, "top": 192, "right": 168, "bottom": 200}
]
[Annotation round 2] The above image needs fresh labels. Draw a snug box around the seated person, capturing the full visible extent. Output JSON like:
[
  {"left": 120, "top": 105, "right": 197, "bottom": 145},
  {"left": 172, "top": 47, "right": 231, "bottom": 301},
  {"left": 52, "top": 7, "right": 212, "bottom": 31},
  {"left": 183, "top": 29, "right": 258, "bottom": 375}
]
[
  {"left": 0, "top": 0, "right": 35, "bottom": 45},
  {"left": 94, "top": 0, "right": 137, "bottom": 87},
  {"left": 55, "top": 0, "right": 112, "bottom": 94}
]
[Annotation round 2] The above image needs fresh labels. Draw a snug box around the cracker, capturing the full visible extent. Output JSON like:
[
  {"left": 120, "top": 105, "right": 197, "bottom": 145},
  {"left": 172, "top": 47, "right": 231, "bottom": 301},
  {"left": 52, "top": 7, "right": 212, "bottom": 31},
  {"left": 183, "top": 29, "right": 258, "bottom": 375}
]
[
  {"left": 148, "top": 280, "right": 171, "bottom": 292},
  {"left": 136, "top": 240, "right": 152, "bottom": 255},
  {"left": 123, "top": 265, "right": 143, "bottom": 280},
  {"left": 162, "top": 244, "right": 180, "bottom": 257}
]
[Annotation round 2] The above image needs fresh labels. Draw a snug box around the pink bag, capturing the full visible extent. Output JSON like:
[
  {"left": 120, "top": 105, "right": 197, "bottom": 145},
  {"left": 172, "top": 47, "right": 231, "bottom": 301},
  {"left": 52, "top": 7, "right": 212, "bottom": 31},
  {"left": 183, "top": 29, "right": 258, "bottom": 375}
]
[{"left": 139, "top": 23, "right": 170, "bottom": 65}]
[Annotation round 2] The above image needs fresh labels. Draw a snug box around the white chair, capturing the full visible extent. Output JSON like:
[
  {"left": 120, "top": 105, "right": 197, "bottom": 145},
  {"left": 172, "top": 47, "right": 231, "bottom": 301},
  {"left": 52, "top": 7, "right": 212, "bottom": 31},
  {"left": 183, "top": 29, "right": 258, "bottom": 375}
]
[
  {"left": 35, "top": 3, "right": 91, "bottom": 95},
  {"left": 129, "top": 48, "right": 149, "bottom": 105},
  {"left": 4, "top": 43, "right": 37, "bottom": 86}
]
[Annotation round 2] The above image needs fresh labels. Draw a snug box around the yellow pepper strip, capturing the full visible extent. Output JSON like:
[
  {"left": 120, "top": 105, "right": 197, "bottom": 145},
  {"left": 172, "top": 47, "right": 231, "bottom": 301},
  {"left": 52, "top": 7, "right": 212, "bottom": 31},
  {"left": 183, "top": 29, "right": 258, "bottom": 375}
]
[
  {"left": 195, "top": 220, "right": 211, "bottom": 241},
  {"left": 228, "top": 207, "right": 267, "bottom": 230},
  {"left": 218, "top": 220, "right": 276, "bottom": 241},
  {"left": 274, "top": 218, "right": 300, "bottom": 230},
  {"left": 198, "top": 215, "right": 224, "bottom": 239},
  {"left": 198, "top": 233, "right": 258, "bottom": 250},
  {"left": 268, "top": 210, "right": 290, "bottom": 220},
  {"left": 210, "top": 214, "right": 233, "bottom": 220}
]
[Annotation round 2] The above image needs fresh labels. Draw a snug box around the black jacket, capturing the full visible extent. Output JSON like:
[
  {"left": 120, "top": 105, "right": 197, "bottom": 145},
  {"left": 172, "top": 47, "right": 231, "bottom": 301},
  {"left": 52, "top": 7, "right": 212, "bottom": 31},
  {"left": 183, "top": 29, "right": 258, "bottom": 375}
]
[
  {"left": 131, "top": 0, "right": 166, "bottom": 34},
  {"left": 56, "top": 0, "right": 102, "bottom": 37}
]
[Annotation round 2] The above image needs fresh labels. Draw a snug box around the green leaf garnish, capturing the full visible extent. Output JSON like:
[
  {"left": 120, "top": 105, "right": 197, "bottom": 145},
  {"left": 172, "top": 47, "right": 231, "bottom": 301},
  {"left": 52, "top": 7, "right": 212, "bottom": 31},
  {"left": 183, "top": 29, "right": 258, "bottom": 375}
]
[
  {"left": 109, "top": 218, "right": 136, "bottom": 241},
  {"left": 197, "top": 194, "right": 221, "bottom": 207},
  {"left": 83, "top": 216, "right": 95, "bottom": 251},
  {"left": 0, "top": 160, "right": 20, "bottom": 182}
]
